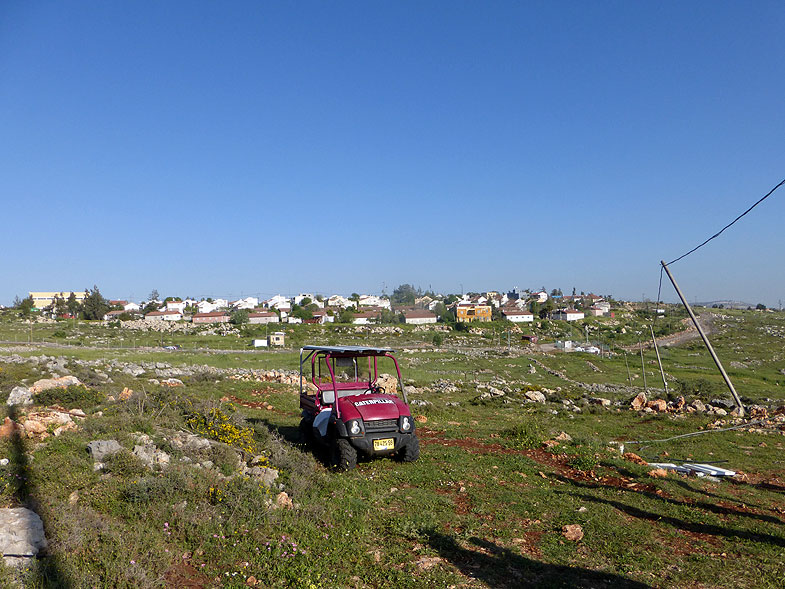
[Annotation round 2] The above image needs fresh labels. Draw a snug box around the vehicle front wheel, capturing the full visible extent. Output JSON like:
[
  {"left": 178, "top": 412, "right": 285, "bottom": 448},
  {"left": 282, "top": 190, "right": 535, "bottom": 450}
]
[
  {"left": 330, "top": 438, "right": 357, "bottom": 471},
  {"left": 299, "top": 417, "right": 314, "bottom": 445},
  {"left": 398, "top": 435, "right": 420, "bottom": 462}
]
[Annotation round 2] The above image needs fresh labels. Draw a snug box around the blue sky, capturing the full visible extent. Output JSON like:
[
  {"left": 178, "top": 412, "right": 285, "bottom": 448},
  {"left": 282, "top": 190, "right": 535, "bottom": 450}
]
[{"left": 1, "top": 1, "right": 784, "bottom": 306}]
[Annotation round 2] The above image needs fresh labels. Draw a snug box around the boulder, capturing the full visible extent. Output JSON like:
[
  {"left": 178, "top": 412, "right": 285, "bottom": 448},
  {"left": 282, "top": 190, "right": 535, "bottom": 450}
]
[
  {"left": 273, "top": 491, "right": 293, "bottom": 510},
  {"left": 630, "top": 392, "right": 647, "bottom": 411},
  {"left": 0, "top": 508, "right": 48, "bottom": 566},
  {"left": 133, "top": 445, "right": 170, "bottom": 469},
  {"left": 646, "top": 399, "right": 668, "bottom": 412},
  {"left": 86, "top": 440, "right": 123, "bottom": 461},
  {"left": 672, "top": 396, "right": 686, "bottom": 411},
  {"left": 6, "top": 386, "right": 33, "bottom": 406},
  {"left": 589, "top": 397, "right": 611, "bottom": 407},
  {"left": 524, "top": 391, "right": 546, "bottom": 403},
  {"left": 690, "top": 399, "right": 706, "bottom": 412},
  {"left": 247, "top": 466, "right": 279, "bottom": 487},
  {"left": 0, "top": 417, "right": 24, "bottom": 440},
  {"left": 29, "top": 375, "right": 81, "bottom": 394}
]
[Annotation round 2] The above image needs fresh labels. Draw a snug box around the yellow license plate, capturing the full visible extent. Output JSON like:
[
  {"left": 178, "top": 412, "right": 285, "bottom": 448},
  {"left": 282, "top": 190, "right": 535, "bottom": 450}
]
[{"left": 373, "top": 438, "right": 395, "bottom": 451}]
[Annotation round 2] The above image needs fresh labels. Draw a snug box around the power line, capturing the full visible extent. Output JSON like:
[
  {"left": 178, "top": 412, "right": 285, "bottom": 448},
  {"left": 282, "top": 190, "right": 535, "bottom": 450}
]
[
  {"left": 656, "top": 177, "right": 785, "bottom": 309},
  {"left": 666, "top": 178, "right": 785, "bottom": 266}
]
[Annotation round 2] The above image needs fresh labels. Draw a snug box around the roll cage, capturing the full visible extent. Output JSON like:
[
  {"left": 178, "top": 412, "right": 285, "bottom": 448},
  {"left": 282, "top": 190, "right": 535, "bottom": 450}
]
[{"left": 299, "top": 345, "right": 408, "bottom": 419}]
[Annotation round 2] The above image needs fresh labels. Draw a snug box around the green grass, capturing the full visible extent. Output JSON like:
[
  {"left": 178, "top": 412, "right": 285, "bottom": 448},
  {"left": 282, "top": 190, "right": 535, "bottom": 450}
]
[{"left": 1, "top": 308, "right": 784, "bottom": 587}]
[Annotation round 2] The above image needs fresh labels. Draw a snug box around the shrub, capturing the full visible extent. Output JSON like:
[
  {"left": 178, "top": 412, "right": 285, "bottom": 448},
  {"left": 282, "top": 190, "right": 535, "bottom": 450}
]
[
  {"left": 36, "top": 384, "right": 103, "bottom": 410},
  {"left": 501, "top": 422, "right": 543, "bottom": 449},
  {"left": 432, "top": 333, "right": 444, "bottom": 346},
  {"left": 187, "top": 406, "right": 257, "bottom": 454},
  {"left": 102, "top": 450, "right": 146, "bottom": 477}
]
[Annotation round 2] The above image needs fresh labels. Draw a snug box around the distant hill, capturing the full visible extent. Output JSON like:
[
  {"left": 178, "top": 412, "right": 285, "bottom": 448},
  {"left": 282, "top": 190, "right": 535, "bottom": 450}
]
[{"left": 694, "top": 300, "right": 755, "bottom": 310}]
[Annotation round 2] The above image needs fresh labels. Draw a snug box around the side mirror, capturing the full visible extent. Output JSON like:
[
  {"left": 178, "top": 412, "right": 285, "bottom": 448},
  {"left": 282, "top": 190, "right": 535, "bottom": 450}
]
[{"left": 322, "top": 390, "right": 335, "bottom": 404}]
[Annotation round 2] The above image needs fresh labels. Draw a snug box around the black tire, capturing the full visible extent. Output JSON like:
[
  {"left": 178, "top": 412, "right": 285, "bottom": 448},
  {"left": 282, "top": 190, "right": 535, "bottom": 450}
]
[
  {"left": 330, "top": 438, "right": 357, "bottom": 471},
  {"left": 398, "top": 435, "right": 420, "bottom": 462},
  {"left": 299, "top": 416, "right": 314, "bottom": 445}
]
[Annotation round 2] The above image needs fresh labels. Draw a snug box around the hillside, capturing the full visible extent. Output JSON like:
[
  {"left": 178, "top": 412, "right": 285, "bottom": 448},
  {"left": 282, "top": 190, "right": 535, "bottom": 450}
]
[{"left": 1, "top": 308, "right": 784, "bottom": 587}]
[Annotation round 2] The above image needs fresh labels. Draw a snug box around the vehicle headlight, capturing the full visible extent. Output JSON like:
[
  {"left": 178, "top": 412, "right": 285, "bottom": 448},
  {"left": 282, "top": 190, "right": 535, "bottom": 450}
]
[
  {"left": 400, "top": 416, "right": 411, "bottom": 432},
  {"left": 349, "top": 420, "right": 362, "bottom": 436}
]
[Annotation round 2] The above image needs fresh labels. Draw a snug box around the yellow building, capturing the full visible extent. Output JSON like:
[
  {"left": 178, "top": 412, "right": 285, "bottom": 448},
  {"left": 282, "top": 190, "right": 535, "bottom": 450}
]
[
  {"left": 456, "top": 303, "right": 492, "bottom": 322},
  {"left": 29, "top": 291, "right": 86, "bottom": 309}
]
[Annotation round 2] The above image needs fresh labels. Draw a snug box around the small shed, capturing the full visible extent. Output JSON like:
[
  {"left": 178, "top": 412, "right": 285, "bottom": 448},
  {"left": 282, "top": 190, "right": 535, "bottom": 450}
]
[{"left": 269, "top": 332, "right": 285, "bottom": 346}]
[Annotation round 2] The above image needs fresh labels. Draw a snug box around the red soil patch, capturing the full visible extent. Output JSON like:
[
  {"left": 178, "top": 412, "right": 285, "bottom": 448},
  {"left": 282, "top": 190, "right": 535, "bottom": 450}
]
[{"left": 164, "top": 563, "right": 211, "bottom": 588}]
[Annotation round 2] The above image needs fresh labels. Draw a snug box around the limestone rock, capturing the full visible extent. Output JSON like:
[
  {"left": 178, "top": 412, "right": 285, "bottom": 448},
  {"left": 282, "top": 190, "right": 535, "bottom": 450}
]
[
  {"left": 0, "top": 417, "right": 24, "bottom": 440},
  {"left": 0, "top": 507, "right": 48, "bottom": 564},
  {"left": 6, "top": 386, "right": 33, "bottom": 406},
  {"left": 562, "top": 524, "right": 583, "bottom": 542},
  {"left": 630, "top": 392, "right": 647, "bottom": 411},
  {"left": 247, "top": 466, "right": 279, "bottom": 487},
  {"left": 690, "top": 399, "right": 706, "bottom": 412},
  {"left": 87, "top": 440, "right": 122, "bottom": 461},
  {"left": 29, "top": 375, "right": 81, "bottom": 394},
  {"left": 133, "top": 444, "right": 170, "bottom": 469},
  {"left": 274, "top": 491, "right": 293, "bottom": 510},
  {"left": 647, "top": 399, "right": 668, "bottom": 412},
  {"left": 524, "top": 390, "right": 546, "bottom": 403}
]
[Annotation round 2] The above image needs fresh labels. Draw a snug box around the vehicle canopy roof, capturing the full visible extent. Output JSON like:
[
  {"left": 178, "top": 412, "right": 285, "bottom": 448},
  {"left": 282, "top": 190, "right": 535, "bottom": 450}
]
[{"left": 300, "top": 345, "right": 395, "bottom": 356}]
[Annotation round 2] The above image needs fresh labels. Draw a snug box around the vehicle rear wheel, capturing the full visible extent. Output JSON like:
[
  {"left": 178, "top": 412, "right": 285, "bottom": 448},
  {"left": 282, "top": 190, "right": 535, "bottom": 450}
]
[
  {"left": 398, "top": 435, "right": 420, "bottom": 462},
  {"left": 299, "top": 416, "right": 314, "bottom": 445},
  {"left": 330, "top": 438, "right": 357, "bottom": 471}
]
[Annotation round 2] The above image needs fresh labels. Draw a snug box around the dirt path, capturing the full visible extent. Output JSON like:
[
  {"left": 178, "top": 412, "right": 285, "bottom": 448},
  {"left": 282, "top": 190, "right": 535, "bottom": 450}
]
[{"left": 622, "top": 313, "right": 716, "bottom": 352}]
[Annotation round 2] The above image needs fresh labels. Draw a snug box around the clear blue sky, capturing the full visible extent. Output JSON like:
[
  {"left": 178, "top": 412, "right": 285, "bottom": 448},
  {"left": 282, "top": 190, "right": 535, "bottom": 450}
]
[{"left": 2, "top": 1, "right": 784, "bottom": 306}]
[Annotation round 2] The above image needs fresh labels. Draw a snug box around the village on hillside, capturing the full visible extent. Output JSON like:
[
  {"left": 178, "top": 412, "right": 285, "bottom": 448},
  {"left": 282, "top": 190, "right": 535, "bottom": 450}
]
[{"left": 22, "top": 286, "right": 614, "bottom": 328}]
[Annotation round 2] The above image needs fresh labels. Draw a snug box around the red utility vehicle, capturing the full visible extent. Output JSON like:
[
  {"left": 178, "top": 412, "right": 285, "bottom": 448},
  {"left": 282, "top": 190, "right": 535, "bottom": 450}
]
[{"left": 299, "top": 345, "right": 420, "bottom": 471}]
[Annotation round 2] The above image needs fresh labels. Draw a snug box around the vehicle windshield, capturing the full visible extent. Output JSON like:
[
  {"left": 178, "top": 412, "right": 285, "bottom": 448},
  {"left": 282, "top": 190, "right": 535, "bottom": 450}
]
[{"left": 317, "top": 355, "right": 373, "bottom": 387}]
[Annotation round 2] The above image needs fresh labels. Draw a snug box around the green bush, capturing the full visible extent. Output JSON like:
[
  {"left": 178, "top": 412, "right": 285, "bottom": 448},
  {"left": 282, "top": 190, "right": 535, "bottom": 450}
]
[
  {"left": 102, "top": 450, "right": 146, "bottom": 477},
  {"left": 500, "top": 422, "right": 543, "bottom": 449},
  {"left": 36, "top": 384, "right": 103, "bottom": 409}
]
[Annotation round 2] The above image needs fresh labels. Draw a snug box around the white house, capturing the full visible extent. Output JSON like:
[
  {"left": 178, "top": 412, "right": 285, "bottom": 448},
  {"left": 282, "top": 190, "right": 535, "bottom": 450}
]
[
  {"left": 248, "top": 311, "right": 279, "bottom": 324},
  {"left": 145, "top": 310, "right": 182, "bottom": 322},
  {"left": 264, "top": 295, "right": 290, "bottom": 309},
  {"left": 123, "top": 302, "right": 141, "bottom": 312},
  {"left": 197, "top": 300, "right": 219, "bottom": 314},
  {"left": 327, "top": 295, "right": 353, "bottom": 308},
  {"left": 231, "top": 297, "right": 259, "bottom": 310},
  {"left": 359, "top": 295, "right": 391, "bottom": 310},
  {"left": 402, "top": 310, "right": 437, "bottom": 325},
  {"left": 351, "top": 311, "right": 378, "bottom": 325},
  {"left": 501, "top": 309, "right": 534, "bottom": 323},
  {"left": 312, "top": 309, "right": 334, "bottom": 324},
  {"left": 552, "top": 309, "right": 584, "bottom": 321},
  {"left": 532, "top": 291, "right": 549, "bottom": 303},
  {"left": 287, "top": 316, "right": 303, "bottom": 324},
  {"left": 293, "top": 293, "right": 322, "bottom": 307},
  {"left": 166, "top": 301, "right": 187, "bottom": 313}
]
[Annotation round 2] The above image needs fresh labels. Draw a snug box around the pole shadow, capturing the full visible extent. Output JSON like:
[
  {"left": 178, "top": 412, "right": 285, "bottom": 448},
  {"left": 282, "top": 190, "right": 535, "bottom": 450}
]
[
  {"left": 424, "top": 529, "right": 651, "bottom": 589},
  {"left": 5, "top": 405, "right": 72, "bottom": 587}
]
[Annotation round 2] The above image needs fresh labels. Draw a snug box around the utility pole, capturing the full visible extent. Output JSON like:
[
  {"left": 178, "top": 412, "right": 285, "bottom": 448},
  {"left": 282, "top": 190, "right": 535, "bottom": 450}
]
[
  {"left": 661, "top": 261, "right": 744, "bottom": 415},
  {"left": 639, "top": 340, "right": 647, "bottom": 393},
  {"left": 624, "top": 351, "right": 632, "bottom": 385},
  {"left": 650, "top": 324, "right": 668, "bottom": 396}
]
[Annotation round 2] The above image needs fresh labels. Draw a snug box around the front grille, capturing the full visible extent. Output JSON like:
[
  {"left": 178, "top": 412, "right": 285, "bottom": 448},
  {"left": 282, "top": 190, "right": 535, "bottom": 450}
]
[{"left": 365, "top": 418, "right": 397, "bottom": 431}]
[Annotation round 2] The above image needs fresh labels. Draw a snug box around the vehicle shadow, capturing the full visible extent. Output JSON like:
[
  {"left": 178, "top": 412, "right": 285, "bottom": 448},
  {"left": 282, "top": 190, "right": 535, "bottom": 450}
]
[
  {"left": 424, "top": 530, "right": 650, "bottom": 588},
  {"left": 5, "top": 405, "right": 72, "bottom": 586},
  {"left": 247, "top": 416, "right": 300, "bottom": 444}
]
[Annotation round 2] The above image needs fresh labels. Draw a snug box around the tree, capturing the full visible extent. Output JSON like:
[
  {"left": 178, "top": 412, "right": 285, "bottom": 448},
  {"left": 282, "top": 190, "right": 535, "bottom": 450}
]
[
  {"left": 14, "top": 295, "right": 35, "bottom": 316},
  {"left": 756, "top": 303, "right": 767, "bottom": 310},
  {"left": 82, "top": 285, "right": 110, "bottom": 320},
  {"left": 66, "top": 292, "right": 80, "bottom": 316},
  {"left": 230, "top": 309, "right": 249, "bottom": 325},
  {"left": 572, "top": 287, "right": 576, "bottom": 296},
  {"left": 53, "top": 294, "right": 68, "bottom": 317},
  {"left": 149, "top": 289, "right": 160, "bottom": 302},
  {"left": 337, "top": 308, "right": 355, "bottom": 324},
  {"left": 391, "top": 284, "right": 417, "bottom": 305},
  {"left": 529, "top": 300, "right": 541, "bottom": 316}
]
